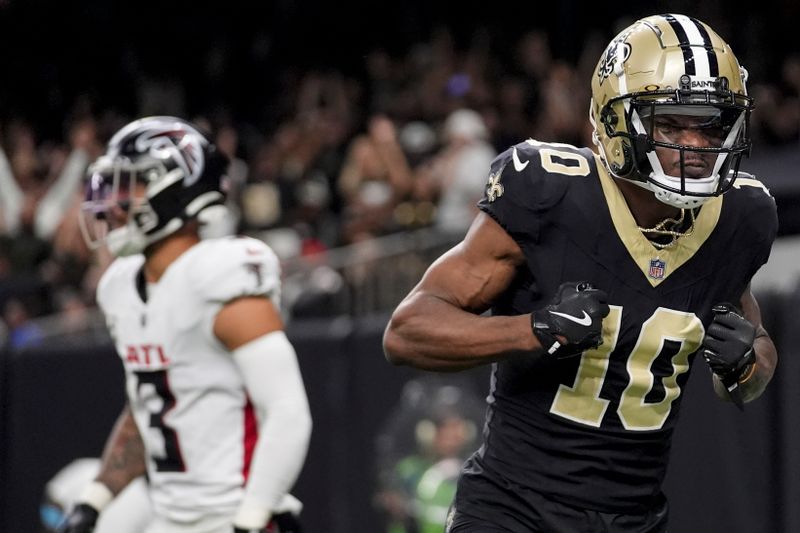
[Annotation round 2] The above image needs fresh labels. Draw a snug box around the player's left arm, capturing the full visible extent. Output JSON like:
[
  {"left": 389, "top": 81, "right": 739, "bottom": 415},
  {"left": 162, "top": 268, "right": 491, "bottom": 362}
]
[
  {"left": 705, "top": 284, "right": 777, "bottom": 403},
  {"left": 214, "top": 296, "right": 311, "bottom": 531}
]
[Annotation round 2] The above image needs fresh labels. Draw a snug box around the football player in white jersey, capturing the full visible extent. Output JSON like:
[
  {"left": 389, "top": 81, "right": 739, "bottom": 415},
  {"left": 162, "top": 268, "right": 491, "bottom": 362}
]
[{"left": 59, "top": 116, "right": 312, "bottom": 533}]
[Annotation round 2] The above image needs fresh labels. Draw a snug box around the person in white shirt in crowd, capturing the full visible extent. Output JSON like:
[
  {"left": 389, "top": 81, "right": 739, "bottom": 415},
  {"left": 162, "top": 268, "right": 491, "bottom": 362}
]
[{"left": 432, "top": 108, "right": 497, "bottom": 236}]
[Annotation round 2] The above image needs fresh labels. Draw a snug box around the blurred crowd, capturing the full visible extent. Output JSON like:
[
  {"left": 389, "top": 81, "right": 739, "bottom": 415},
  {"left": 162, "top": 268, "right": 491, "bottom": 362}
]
[{"left": 1, "top": 26, "right": 799, "bottom": 348}]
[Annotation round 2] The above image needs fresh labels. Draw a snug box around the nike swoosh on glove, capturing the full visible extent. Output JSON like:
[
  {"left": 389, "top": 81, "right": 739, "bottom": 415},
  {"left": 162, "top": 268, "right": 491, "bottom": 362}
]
[{"left": 531, "top": 281, "right": 610, "bottom": 358}]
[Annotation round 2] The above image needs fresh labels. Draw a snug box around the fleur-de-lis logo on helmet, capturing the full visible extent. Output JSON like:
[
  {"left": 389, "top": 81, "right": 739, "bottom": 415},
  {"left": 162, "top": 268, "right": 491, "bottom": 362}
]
[{"left": 597, "top": 38, "right": 631, "bottom": 86}]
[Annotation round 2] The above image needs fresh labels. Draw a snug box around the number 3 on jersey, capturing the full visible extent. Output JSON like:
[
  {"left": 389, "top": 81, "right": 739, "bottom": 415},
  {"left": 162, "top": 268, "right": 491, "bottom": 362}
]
[
  {"left": 550, "top": 306, "right": 704, "bottom": 431},
  {"left": 135, "top": 370, "right": 187, "bottom": 472}
]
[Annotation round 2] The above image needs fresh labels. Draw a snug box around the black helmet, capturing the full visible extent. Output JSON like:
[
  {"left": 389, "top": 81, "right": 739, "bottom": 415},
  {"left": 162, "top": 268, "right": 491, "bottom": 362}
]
[{"left": 80, "top": 116, "right": 229, "bottom": 256}]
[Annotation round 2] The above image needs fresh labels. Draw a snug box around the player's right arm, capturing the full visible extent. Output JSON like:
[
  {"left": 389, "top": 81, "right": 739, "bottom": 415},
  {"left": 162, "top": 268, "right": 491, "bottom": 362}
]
[
  {"left": 383, "top": 212, "right": 539, "bottom": 371},
  {"left": 58, "top": 406, "right": 146, "bottom": 533},
  {"left": 384, "top": 142, "right": 610, "bottom": 371},
  {"left": 94, "top": 406, "right": 147, "bottom": 494}
]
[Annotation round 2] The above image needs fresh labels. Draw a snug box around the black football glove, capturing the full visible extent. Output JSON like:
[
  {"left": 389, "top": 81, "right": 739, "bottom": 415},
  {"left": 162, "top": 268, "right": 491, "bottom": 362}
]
[
  {"left": 701, "top": 303, "right": 756, "bottom": 385},
  {"left": 531, "top": 281, "right": 610, "bottom": 358},
  {"left": 56, "top": 503, "right": 99, "bottom": 533},
  {"left": 233, "top": 513, "right": 303, "bottom": 533}
]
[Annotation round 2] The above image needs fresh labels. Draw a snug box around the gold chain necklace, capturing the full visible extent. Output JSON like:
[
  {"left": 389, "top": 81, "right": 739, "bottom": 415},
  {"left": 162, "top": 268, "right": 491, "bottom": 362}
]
[{"left": 637, "top": 208, "right": 696, "bottom": 249}]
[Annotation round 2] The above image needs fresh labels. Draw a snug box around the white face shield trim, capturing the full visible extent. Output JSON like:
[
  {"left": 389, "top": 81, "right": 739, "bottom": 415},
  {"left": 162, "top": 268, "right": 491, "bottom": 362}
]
[
  {"left": 105, "top": 224, "right": 149, "bottom": 257},
  {"left": 710, "top": 111, "right": 745, "bottom": 177}
]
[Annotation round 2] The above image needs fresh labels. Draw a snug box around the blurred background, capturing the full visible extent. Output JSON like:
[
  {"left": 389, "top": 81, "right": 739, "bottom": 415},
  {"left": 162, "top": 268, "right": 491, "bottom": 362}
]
[{"left": 1, "top": 1, "right": 799, "bottom": 532}]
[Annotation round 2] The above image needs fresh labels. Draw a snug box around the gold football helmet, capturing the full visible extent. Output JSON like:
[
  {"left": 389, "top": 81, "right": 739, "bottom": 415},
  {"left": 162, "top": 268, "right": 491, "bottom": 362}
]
[{"left": 590, "top": 14, "right": 753, "bottom": 208}]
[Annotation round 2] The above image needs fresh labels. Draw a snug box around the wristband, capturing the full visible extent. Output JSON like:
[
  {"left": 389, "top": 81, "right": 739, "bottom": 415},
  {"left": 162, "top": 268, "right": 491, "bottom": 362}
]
[
  {"left": 77, "top": 481, "right": 114, "bottom": 512},
  {"left": 233, "top": 501, "right": 271, "bottom": 530},
  {"left": 737, "top": 362, "right": 757, "bottom": 384}
]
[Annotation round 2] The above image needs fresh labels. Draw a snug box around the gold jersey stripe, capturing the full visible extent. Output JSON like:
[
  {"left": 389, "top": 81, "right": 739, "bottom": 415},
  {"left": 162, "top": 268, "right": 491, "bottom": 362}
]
[{"left": 595, "top": 155, "right": 722, "bottom": 287}]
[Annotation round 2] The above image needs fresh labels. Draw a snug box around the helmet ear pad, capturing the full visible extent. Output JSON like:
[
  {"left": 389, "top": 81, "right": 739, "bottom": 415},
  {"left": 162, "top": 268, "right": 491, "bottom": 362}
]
[
  {"left": 179, "top": 147, "right": 229, "bottom": 217},
  {"left": 599, "top": 106, "right": 640, "bottom": 177},
  {"left": 145, "top": 151, "right": 229, "bottom": 232},
  {"left": 607, "top": 141, "right": 633, "bottom": 177},
  {"left": 630, "top": 133, "right": 652, "bottom": 177}
]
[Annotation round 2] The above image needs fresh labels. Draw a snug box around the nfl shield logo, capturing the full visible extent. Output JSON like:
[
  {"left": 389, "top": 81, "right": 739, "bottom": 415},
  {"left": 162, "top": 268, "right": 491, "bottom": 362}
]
[{"left": 649, "top": 258, "right": 666, "bottom": 280}]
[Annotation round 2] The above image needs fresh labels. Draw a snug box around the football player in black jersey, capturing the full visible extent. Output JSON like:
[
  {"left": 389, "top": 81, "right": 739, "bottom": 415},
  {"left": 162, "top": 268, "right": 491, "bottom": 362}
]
[{"left": 384, "top": 14, "right": 778, "bottom": 533}]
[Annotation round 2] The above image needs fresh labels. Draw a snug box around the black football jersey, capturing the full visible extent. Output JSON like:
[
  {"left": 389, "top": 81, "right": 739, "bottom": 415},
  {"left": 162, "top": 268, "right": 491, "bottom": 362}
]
[{"left": 456, "top": 140, "right": 778, "bottom": 522}]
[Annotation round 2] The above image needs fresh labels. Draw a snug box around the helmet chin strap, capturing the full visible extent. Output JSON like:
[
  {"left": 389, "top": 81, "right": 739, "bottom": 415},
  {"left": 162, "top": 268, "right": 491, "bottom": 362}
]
[
  {"left": 644, "top": 150, "right": 714, "bottom": 209},
  {"left": 611, "top": 163, "right": 710, "bottom": 209},
  {"left": 652, "top": 188, "right": 709, "bottom": 209},
  {"left": 106, "top": 218, "right": 185, "bottom": 257},
  {"left": 106, "top": 225, "right": 149, "bottom": 257},
  {"left": 617, "top": 167, "right": 712, "bottom": 209}
]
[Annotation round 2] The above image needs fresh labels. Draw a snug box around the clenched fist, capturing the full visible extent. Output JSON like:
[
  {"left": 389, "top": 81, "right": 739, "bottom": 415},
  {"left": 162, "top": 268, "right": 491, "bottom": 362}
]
[{"left": 531, "top": 282, "right": 610, "bottom": 358}]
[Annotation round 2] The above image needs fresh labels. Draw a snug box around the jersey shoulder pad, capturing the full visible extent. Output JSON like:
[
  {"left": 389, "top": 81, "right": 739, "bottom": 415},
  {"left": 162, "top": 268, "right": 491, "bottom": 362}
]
[
  {"left": 728, "top": 172, "right": 778, "bottom": 246},
  {"left": 478, "top": 139, "right": 595, "bottom": 234},
  {"left": 190, "top": 237, "right": 281, "bottom": 305},
  {"left": 729, "top": 171, "right": 776, "bottom": 220},
  {"left": 96, "top": 255, "right": 144, "bottom": 314},
  {"left": 731, "top": 171, "right": 773, "bottom": 199}
]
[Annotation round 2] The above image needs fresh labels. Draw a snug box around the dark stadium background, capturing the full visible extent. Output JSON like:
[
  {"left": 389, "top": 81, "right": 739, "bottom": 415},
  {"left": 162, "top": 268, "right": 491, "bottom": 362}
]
[
  {"left": 1, "top": 1, "right": 799, "bottom": 532},
  {"left": 2, "top": 0, "right": 797, "bottom": 139}
]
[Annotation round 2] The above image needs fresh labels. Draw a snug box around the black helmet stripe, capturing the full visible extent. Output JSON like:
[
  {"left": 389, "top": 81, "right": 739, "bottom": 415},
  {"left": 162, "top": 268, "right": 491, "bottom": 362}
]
[
  {"left": 663, "top": 14, "right": 718, "bottom": 77},
  {"left": 664, "top": 14, "right": 696, "bottom": 75},
  {"left": 689, "top": 17, "right": 719, "bottom": 77}
]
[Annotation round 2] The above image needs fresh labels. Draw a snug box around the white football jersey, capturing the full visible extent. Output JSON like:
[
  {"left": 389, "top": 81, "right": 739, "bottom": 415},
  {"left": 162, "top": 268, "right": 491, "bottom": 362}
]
[{"left": 96, "top": 236, "right": 281, "bottom": 523}]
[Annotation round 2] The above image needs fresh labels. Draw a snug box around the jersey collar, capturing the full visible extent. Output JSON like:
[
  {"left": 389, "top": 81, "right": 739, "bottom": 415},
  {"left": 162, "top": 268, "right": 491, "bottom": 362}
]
[{"left": 595, "top": 155, "right": 723, "bottom": 287}]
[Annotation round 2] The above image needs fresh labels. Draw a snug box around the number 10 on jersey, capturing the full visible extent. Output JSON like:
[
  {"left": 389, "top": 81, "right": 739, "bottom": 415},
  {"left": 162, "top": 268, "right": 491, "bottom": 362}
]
[{"left": 550, "top": 306, "right": 705, "bottom": 431}]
